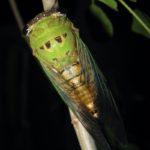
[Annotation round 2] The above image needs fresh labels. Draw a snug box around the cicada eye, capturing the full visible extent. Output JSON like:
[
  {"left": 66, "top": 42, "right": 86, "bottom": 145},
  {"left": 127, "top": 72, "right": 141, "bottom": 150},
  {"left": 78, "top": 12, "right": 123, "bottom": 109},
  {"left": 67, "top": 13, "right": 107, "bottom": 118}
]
[
  {"left": 55, "top": 36, "right": 62, "bottom": 43},
  {"left": 45, "top": 41, "right": 51, "bottom": 49}
]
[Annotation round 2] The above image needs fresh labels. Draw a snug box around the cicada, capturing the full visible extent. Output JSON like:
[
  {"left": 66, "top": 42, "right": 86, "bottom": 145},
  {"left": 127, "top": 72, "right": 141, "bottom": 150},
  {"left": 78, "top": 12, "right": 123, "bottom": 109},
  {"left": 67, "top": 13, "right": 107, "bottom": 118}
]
[{"left": 25, "top": 9, "right": 127, "bottom": 150}]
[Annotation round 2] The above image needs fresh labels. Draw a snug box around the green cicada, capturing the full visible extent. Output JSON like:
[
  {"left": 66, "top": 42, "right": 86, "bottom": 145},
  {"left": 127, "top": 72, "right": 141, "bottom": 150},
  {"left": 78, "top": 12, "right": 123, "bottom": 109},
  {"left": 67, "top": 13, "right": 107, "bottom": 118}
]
[{"left": 25, "top": 10, "right": 127, "bottom": 150}]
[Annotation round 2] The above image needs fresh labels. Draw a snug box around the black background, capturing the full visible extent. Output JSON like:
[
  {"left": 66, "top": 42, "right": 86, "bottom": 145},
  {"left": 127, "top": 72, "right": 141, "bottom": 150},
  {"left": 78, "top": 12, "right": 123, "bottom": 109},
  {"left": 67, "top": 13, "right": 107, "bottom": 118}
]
[{"left": 0, "top": 0, "right": 150, "bottom": 150}]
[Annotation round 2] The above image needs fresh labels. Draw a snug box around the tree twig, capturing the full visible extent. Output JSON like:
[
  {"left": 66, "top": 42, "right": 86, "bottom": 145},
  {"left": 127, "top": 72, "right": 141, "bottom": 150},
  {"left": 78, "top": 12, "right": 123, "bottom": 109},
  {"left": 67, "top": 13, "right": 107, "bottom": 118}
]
[
  {"left": 8, "top": 0, "right": 31, "bottom": 144},
  {"left": 8, "top": 0, "right": 24, "bottom": 32},
  {"left": 41, "top": 1, "right": 97, "bottom": 149},
  {"left": 69, "top": 109, "right": 97, "bottom": 150},
  {"left": 42, "top": 0, "right": 59, "bottom": 11}
]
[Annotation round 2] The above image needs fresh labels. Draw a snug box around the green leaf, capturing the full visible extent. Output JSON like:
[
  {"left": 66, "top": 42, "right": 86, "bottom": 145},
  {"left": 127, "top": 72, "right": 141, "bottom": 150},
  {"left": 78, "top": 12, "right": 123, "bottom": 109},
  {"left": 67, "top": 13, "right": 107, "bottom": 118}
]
[
  {"left": 89, "top": 4, "right": 114, "bottom": 36},
  {"left": 132, "top": 9, "right": 150, "bottom": 38},
  {"left": 98, "top": 0, "right": 118, "bottom": 11}
]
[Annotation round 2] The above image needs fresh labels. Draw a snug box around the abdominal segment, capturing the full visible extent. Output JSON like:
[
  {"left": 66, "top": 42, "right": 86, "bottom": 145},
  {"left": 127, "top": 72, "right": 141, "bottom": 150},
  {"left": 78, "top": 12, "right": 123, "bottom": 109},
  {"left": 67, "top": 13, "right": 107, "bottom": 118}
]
[{"left": 60, "top": 62, "right": 99, "bottom": 118}]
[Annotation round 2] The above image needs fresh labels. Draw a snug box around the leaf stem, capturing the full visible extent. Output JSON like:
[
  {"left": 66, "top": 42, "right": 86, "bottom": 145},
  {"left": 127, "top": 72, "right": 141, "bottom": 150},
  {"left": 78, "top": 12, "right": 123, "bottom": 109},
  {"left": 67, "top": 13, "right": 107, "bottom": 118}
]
[{"left": 118, "top": 0, "right": 150, "bottom": 34}]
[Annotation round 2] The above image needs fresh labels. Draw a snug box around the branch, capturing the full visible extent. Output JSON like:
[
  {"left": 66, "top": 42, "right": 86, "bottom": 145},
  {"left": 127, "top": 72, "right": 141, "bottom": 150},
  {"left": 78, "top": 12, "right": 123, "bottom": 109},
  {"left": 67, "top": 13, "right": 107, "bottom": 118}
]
[
  {"left": 8, "top": 0, "right": 24, "bottom": 32},
  {"left": 69, "top": 109, "right": 97, "bottom": 150},
  {"left": 42, "top": 0, "right": 59, "bottom": 11}
]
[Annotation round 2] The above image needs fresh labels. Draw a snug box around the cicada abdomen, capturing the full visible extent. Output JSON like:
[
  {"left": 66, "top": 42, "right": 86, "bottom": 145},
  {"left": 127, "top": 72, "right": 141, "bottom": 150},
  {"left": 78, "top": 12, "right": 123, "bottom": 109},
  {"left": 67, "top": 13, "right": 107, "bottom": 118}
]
[{"left": 25, "top": 10, "right": 127, "bottom": 150}]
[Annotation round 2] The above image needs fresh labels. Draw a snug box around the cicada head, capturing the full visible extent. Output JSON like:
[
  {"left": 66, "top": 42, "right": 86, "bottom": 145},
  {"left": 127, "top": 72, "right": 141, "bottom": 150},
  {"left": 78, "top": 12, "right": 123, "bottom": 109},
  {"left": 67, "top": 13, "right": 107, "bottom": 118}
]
[{"left": 25, "top": 10, "right": 79, "bottom": 69}]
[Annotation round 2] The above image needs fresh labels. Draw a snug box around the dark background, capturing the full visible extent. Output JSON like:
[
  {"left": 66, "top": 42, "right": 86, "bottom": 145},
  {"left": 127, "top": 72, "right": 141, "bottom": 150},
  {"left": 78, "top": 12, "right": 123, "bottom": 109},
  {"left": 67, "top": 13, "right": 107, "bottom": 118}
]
[{"left": 0, "top": 0, "right": 150, "bottom": 150}]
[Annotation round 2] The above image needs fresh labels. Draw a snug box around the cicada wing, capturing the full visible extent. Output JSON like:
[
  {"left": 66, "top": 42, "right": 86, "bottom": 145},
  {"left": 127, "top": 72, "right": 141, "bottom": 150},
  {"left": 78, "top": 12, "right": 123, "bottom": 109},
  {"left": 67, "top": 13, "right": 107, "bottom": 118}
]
[
  {"left": 78, "top": 38, "right": 127, "bottom": 149},
  {"left": 38, "top": 59, "right": 112, "bottom": 150}
]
